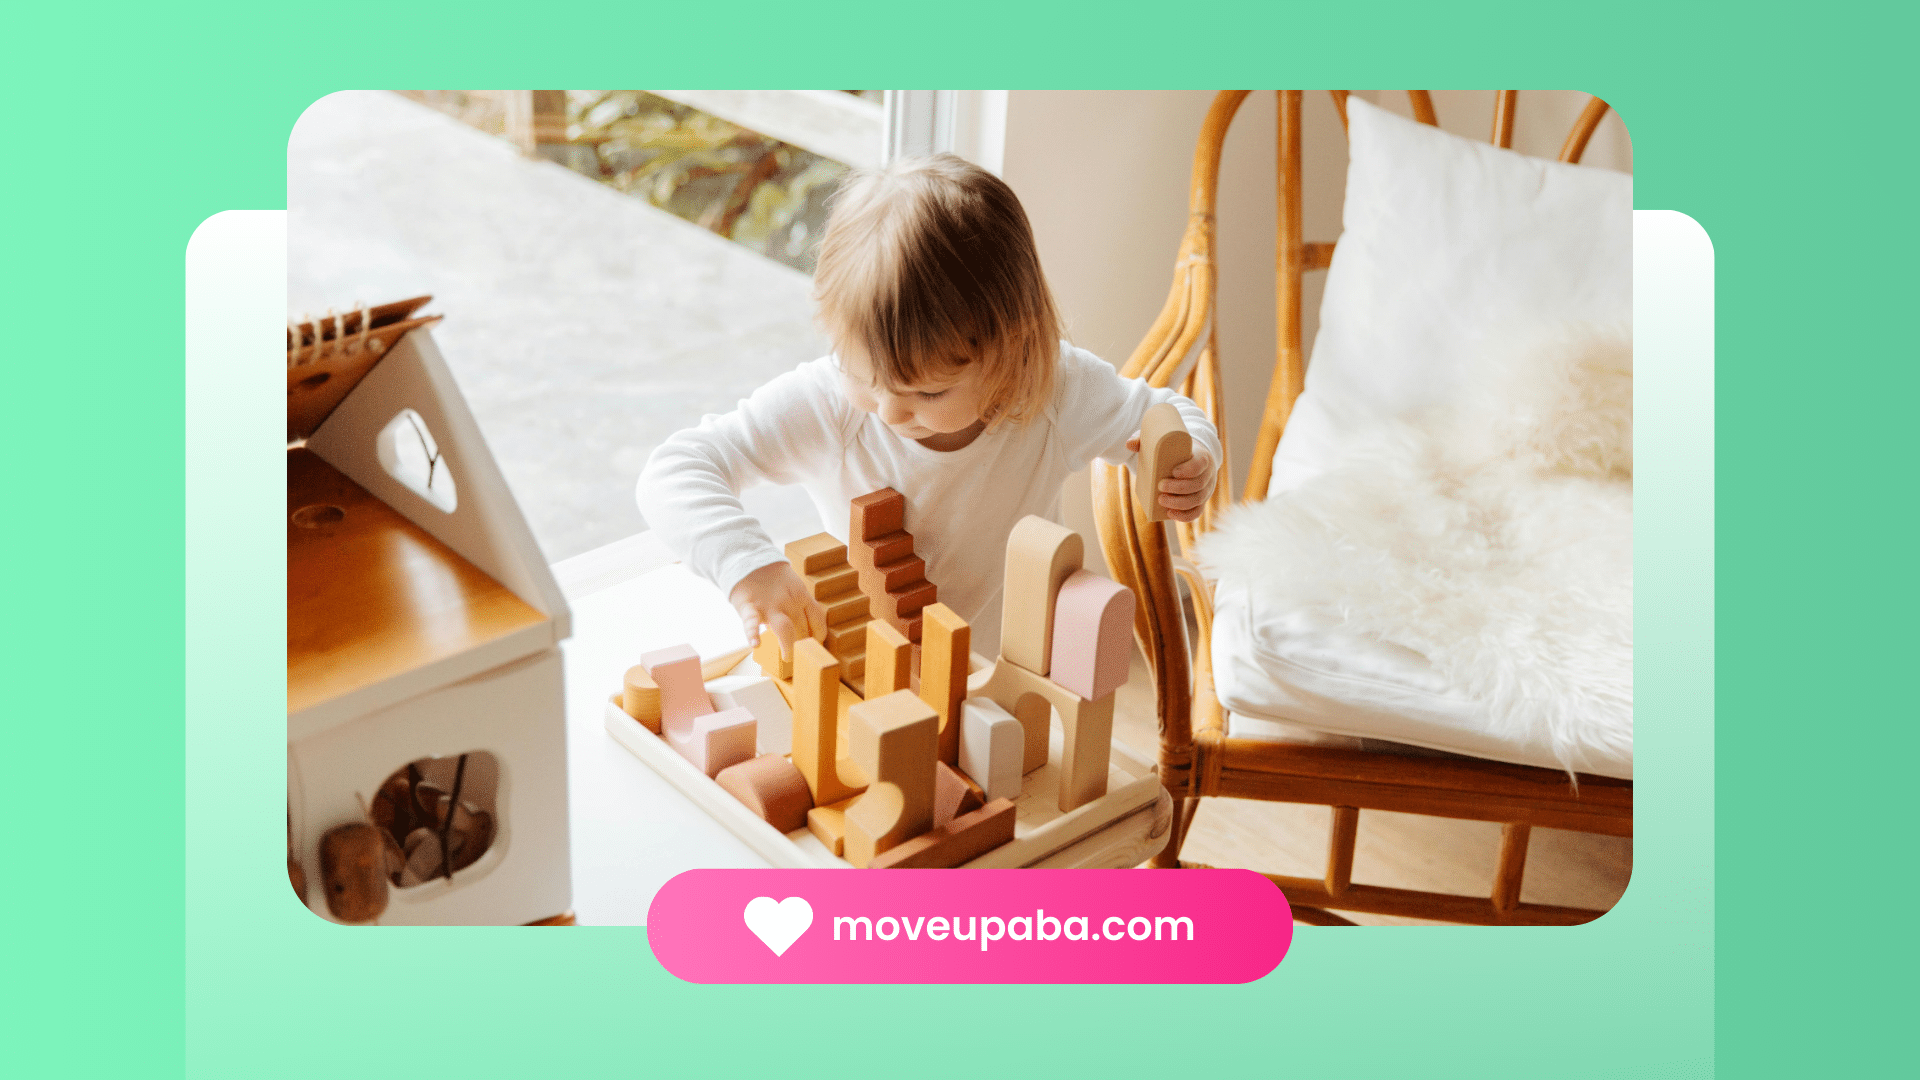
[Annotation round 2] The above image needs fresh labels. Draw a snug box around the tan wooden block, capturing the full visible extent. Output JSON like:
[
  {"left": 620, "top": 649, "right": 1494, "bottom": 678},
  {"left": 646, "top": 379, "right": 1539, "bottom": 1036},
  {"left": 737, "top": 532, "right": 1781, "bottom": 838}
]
[
  {"left": 850, "top": 488, "right": 905, "bottom": 546},
  {"left": 934, "top": 760, "right": 985, "bottom": 829},
  {"left": 807, "top": 564, "right": 861, "bottom": 601},
  {"left": 977, "top": 658, "right": 1114, "bottom": 812},
  {"left": 917, "top": 603, "right": 970, "bottom": 766},
  {"left": 999, "top": 516, "right": 1083, "bottom": 676},
  {"left": 865, "top": 619, "right": 913, "bottom": 696},
  {"left": 715, "top": 754, "right": 814, "bottom": 834},
  {"left": 754, "top": 629, "right": 792, "bottom": 680},
  {"left": 806, "top": 795, "right": 859, "bottom": 857},
  {"left": 822, "top": 590, "right": 870, "bottom": 627},
  {"left": 825, "top": 616, "right": 872, "bottom": 659},
  {"left": 786, "top": 532, "right": 850, "bottom": 574},
  {"left": 1014, "top": 693, "right": 1051, "bottom": 774},
  {"left": 1134, "top": 402, "right": 1192, "bottom": 523},
  {"left": 869, "top": 798, "right": 1017, "bottom": 870},
  {"left": 621, "top": 664, "right": 663, "bottom": 734},
  {"left": 843, "top": 669, "right": 866, "bottom": 697},
  {"left": 844, "top": 690, "right": 938, "bottom": 868},
  {"left": 791, "top": 639, "right": 864, "bottom": 807}
]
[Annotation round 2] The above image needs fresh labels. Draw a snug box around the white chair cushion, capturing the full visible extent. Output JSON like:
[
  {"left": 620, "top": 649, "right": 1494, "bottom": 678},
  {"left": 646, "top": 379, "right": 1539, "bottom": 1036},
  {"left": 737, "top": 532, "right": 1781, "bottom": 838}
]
[
  {"left": 1213, "top": 96, "right": 1633, "bottom": 779},
  {"left": 1269, "top": 96, "right": 1632, "bottom": 496}
]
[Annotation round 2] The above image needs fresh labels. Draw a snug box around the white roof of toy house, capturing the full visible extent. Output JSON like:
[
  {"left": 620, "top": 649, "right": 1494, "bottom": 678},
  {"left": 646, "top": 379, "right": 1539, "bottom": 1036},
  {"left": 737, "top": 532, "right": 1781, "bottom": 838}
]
[{"left": 288, "top": 314, "right": 569, "bottom": 742}]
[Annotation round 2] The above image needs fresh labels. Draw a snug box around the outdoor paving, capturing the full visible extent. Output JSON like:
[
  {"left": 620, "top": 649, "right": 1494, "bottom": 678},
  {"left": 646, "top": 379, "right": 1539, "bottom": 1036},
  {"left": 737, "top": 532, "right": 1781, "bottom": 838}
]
[{"left": 289, "top": 90, "right": 827, "bottom": 563}]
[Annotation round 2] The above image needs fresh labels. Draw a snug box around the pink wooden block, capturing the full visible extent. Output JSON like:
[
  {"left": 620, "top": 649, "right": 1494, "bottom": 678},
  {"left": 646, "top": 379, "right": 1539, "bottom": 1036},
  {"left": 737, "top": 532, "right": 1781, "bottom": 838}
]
[
  {"left": 641, "top": 644, "right": 711, "bottom": 727},
  {"left": 667, "top": 706, "right": 758, "bottom": 778},
  {"left": 1049, "top": 571, "right": 1136, "bottom": 701}
]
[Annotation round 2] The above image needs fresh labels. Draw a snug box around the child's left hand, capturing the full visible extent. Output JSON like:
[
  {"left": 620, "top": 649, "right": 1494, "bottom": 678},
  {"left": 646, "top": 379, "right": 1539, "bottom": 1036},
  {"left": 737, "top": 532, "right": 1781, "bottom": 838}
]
[{"left": 1125, "top": 436, "right": 1215, "bottom": 522}]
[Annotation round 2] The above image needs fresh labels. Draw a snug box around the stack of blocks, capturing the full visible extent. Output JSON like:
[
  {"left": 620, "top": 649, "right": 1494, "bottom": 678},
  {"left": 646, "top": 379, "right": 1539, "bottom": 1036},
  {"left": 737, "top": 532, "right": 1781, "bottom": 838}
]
[{"left": 614, "top": 484, "right": 1141, "bottom": 868}]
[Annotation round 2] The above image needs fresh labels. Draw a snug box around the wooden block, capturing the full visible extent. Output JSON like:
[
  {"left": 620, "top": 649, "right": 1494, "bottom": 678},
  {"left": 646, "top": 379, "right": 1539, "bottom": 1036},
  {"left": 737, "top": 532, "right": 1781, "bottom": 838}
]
[
  {"left": 1000, "top": 516, "right": 1083, "bottom": 676},
  {"left": 858, "top": 529, "right": 913, "bottom": 567},
  {"left": 860, "top": 555, "right": 928, "bottom": 594},
  {"left": 786, "top": 532, "right": 850, "bottom": 574},
  {"left": 865, "top": 619, "right": 913, "bottom": 696},
  {"left": 642, "top": 645, "right": 711, "bottom": 726},
  {"left": 825, "top": 616, "right": 872, "bottom": 659},
  {"left": 850, "top": 488, "right": 906, "bottom": 546},
  {"left": 707, "top": 674, "right": 793, "bottom": 756},
  {"left": 960, "top": 697, "right": 1025, "bottom": 803},
  {"left": 621, "top": 664, "right": 663, "bottom": 734},
  {"left": 869, "top": 798, "right": 1017, "bottom": 870},
  {"left": 977, "top": 659, "right": 1115, "bottom": 812},
  {"left": 791, "top": 639, "right": 864, "bottom": 807},
  {"left": 806, "top": 795, "right": 859, "bottom": 856},
  {"left": 918, "top": 603, "right": 970, "bottom": 766},
  {"left": 934, "top": 760, "right": 985, "bottom": 829},
  {"left": 1014, "top": 691, "right": 1051, "bottom": 774},
  {"left": 1134, "top": 402, "right": 1192, "bottom": 523},
  {"left": 844, "top": 690, "right": 939, "bottom": 867},
  {"left": 715, "top": 754, "right": 814, "bottom": 833},
  {"left": 754, "top": 629, "right": 792, "bottom": 680},
  {"left": 806, "top": 564, "right": 861, "bottom": 601},
  {"left": 666, "top": 705, "right": 757, "bottom": 778},
  {"left": 1048, "top": 570, "right": 1137, "bottom": 701},
  {"left": 872, "top": 579, "right": 938, "bottom": 625},
  {"left": 822, "top": 590, "right": 870, "bottom": 626}
]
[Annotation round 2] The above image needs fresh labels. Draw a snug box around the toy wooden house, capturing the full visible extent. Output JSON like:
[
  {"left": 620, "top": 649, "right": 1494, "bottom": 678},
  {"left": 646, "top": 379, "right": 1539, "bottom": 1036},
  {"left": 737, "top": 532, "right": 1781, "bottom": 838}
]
[{"left": 286, "top": 297, "right": 573, "bottom": 925}]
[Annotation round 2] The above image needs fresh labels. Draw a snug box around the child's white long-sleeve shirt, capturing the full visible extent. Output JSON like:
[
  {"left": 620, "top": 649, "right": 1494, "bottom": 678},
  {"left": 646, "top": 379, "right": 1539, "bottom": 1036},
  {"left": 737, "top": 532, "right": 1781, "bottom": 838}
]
[{"left": 637, "top": 343, "right": 1221, "bottom": 654}]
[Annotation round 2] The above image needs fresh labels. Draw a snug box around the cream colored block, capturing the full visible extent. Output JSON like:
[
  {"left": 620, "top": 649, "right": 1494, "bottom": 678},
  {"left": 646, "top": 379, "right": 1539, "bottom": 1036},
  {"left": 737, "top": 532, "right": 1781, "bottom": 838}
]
[
  {"left": 959, "top": 698, "right": 1024, "bottom": 803},
  {"left": 706, "top": 674, "right": 793, "bottom": 757}
]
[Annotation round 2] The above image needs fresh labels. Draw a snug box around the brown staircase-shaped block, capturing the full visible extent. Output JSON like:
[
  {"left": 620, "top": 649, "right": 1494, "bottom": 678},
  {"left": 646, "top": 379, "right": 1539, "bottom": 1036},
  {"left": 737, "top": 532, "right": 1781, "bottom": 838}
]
[{"left": 848, "top": 489, "right": 937, "bottom": 645}]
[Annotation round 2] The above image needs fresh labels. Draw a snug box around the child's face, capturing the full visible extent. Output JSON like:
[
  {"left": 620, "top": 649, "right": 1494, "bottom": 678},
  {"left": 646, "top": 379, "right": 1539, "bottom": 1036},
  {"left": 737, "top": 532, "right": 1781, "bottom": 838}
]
[{"left": 838, "top": 349, "right": 990, "bottom": 442}]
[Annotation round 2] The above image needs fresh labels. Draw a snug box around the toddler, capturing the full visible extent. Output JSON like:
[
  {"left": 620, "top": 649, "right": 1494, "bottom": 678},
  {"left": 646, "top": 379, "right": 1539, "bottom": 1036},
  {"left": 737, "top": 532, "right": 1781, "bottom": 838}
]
[{"left": 638, "top": 153, "right": 1220, "bottom": 659}]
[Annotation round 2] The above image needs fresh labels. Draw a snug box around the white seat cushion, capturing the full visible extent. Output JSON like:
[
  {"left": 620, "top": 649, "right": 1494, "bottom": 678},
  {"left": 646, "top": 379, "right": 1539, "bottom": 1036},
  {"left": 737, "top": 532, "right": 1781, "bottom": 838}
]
[{"left": 1208, "top": 97, "right": 1633, "bottom": 780}]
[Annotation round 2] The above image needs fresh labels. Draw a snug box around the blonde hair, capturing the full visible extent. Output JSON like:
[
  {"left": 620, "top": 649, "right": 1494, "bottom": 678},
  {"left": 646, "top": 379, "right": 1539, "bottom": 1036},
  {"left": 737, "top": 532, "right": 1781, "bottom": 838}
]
[{"left": 814, "top": 154, "right": 1063, "bottom": 427}]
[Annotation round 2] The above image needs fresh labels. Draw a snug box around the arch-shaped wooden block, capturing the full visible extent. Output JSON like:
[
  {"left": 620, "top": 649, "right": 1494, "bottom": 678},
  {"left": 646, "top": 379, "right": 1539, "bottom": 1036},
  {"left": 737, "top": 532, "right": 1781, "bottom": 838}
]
[
  {"left": 844, "top": 690, "right": 938, "bottom": 868},
  {"left": 1000, "top": 516, "right": 1083, "bottom": 676},
  {"left": 715, "top": 754, "right": 814, "bottom": 834},
  {"left": 1049, "top": 570, "right": 1137, "bottom": 701}
]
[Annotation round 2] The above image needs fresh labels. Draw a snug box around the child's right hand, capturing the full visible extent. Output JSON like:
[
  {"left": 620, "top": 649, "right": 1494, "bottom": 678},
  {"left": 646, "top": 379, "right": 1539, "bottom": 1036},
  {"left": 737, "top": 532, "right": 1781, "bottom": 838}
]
[{"left": 728, "top": 561, "right": 828, "bottom": 661}]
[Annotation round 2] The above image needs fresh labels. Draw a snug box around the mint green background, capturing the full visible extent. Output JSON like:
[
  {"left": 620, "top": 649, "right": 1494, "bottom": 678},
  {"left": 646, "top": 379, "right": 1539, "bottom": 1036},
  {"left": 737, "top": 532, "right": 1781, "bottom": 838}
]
[{"left": 8, "top": 2, "right": 1908, "bottom": 1076}]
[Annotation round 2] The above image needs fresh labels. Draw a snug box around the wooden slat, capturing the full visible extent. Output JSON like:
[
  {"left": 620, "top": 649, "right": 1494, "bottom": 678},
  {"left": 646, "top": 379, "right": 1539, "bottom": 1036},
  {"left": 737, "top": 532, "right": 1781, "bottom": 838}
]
[
  {"left": 1211, "top": 767, "right": 1632, "bottom": 835},
  {"left": 1492, "top": 90, "right": 1517, "bottom": 147},
  {"left": 1303, "top": 241, "right": 1336, "bottom": 270},
  {"left": 1325, "top": 805, "right": 1358, "bottom": 896},
  {"left": 1291, "top": 906, "right": 1358, "bottom": 926},
  {"left": 1493, "top": 822, "right": 1532, "bottom": 913},
  {"left": 1560, "top": 95, "right": 1611, "bottom": 163},
  {"left": 1244, "top": 90, "right": 1306, "bottom": 502},
  {"left": 1260, "top": 873, "right": 1604, "bottom": 926},
  {"left": 1407, "top": 90, "right": 1438, "bottom": 126}
]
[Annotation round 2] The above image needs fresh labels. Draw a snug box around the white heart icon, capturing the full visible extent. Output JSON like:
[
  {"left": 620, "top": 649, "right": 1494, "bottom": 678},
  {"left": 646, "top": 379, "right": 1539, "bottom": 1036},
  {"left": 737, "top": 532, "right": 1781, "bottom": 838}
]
[{"left": 742, "top": 896, "right": 813, "bottom": 957}]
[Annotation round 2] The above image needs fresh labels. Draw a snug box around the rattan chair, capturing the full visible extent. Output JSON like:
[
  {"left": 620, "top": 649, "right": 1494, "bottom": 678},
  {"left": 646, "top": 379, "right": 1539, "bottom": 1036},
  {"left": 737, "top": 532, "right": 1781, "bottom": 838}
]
[{"left": 1093, "top": 91, "right": 1631, "bottom": 926}]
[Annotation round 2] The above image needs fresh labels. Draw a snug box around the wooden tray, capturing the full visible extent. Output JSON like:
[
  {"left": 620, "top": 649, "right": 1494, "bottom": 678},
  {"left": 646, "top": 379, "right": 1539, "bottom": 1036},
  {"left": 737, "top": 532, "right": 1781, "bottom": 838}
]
[{"left": 604, "top": 700, "right": 1166, "bottom": 869}]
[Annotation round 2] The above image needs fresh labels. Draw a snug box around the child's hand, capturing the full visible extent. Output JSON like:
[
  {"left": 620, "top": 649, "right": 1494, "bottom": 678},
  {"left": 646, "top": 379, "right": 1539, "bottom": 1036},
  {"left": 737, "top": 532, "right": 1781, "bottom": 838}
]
[
  {"left": 1125, "top": 435, "right": 1216, "bottom": 523},
  {"left": 728, "top": 561, "right": 827, "bottom": 661}
]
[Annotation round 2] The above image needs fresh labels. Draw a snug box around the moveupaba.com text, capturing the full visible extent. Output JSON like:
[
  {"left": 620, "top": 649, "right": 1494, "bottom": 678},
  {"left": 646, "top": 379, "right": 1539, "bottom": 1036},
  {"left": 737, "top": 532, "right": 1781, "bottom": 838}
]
[{"left": 831, "top": 910, "right": 1195, "bottom": 951}]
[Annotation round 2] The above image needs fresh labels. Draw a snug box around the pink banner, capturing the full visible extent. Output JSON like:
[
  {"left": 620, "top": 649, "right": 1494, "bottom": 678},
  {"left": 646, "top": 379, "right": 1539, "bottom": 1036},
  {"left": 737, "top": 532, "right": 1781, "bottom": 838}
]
[{"left": 646, "top": 869, "right": 1292, "bottom": 983}]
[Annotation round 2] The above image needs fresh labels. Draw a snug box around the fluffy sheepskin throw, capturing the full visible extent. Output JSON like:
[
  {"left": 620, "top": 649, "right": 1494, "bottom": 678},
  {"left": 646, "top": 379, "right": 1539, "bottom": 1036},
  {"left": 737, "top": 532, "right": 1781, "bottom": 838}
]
[{"left": 1196, "top": 327, "right": 1633, "bottom": 775}]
